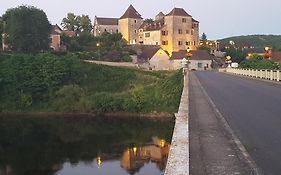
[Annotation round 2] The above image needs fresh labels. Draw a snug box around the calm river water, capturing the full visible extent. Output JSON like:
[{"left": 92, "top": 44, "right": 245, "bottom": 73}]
[{"left": 0, "top": 115, "right": 174, "bottom": 175}]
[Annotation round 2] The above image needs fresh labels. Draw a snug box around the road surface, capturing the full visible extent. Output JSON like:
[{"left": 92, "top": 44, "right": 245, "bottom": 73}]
[{"left": 194, "top": 71, "right": 281, "bottom": 175}]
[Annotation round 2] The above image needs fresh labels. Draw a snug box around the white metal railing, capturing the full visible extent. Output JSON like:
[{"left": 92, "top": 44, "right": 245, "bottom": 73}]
[{"left": 226, "top": 68, "right": 281, "bottom": 82}]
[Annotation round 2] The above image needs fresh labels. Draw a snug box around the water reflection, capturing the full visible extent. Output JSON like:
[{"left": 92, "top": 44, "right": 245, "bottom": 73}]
[{"left": 0, "top": 116, "right": 173, "bottom": 175}]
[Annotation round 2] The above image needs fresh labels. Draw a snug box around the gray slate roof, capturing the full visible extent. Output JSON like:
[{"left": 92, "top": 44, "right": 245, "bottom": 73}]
[{"left": 96, "top": 17, "right": 118, "bottom": 25}]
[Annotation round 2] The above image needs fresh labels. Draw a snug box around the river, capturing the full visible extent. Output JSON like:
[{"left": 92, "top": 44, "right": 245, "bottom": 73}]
[{"left": 0, "top": 115, "right": 174, "bottom": 175}]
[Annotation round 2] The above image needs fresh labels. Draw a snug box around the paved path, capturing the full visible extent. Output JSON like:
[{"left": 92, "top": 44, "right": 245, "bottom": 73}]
[
  {"left": 189, "top": 72, "right": 254, "bottom": 175},
  {"left": 194, "top": 71, "right": 281, "bottom": 175}
]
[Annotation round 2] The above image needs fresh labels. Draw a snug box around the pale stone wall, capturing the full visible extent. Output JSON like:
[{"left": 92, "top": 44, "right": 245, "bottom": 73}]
[
  {"left": 149, "top": 49, "right": 172, "bottom": 70},
  {"left": 189, "top": 60, "right": 212, "bottom": 70},
  {"left": 118, "top": 19, "right": 129, "bottom": 43},
  {"left": 93, "top": 24, "right": 119, "bottom": 36},
  {"left": 119, "top": 18, "right": 143, "bottom": 44},
  {"left": 143, "top": 30, "right": 161, "bottom": 45}
]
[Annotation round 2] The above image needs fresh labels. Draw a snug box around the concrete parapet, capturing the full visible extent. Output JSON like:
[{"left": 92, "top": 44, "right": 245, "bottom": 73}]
[{"left": 165, "top": 68, "right": 189, "bottom": 175}]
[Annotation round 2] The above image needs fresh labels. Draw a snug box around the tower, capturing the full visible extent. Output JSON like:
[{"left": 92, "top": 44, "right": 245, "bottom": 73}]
[
  {"left": 161, "top": 8, "right": 199, "bottom": 55},
  {"left": 118, "top": 5, "right": 143, "bottom": 45}
]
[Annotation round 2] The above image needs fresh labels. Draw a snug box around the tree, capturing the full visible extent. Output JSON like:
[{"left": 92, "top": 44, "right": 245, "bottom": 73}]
[
  {"left": 78, "top": 15, "right": 92, "bottom": 33},
  {"left": 144, "top": 18, "right": 154, "bottom": 24},
  {"left": 2, "top": 6, "right": 50, "bottom": 53},
  {"left": 225, "top": 48, "right": 247, "bottom": 63},
  {"left": 61, "top": 13, "right": 92, "bottom": 33},
  {"left": 61, "top": 13, "right": 79, "bottom": 32},
  {"left": 0, "top": 17, "right": 3, "bottom": 49},
  {"left": 201, "top": 32, "right": 207, "bottom": 41}
]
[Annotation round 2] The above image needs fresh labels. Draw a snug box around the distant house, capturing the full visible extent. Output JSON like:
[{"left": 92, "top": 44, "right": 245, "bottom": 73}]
[
  {"left": 62, "top": 31, "right": 76, "bottom": 37},
  {"left": 93, "top": 16, "right": 119, "bottom": 36},
  {"left": 50, "top": 24, "right": 63, "bottom": 52},
  {"left": 271, "top": 52, "right": 281, "bottom": 62},
  {"left": 244, "top": 47, "right": 265, "bottom": 59},
  {"left": 171, "top": 50, "right": 214, "bottom": 70},
  {"left": 138, "top": 46, "right": 170, "bottom": 70}
]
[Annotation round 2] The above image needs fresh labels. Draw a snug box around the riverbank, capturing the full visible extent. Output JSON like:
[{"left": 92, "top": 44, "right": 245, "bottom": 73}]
[
  {"left": 0, "top": 53, "right": 183, "bottom": 114},
  {"left": 0, "top": 111, "right": 174, "bottom": 121}
]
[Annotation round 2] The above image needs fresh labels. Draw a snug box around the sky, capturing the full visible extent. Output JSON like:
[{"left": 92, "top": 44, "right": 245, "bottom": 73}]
[{"left": 1, "top": 0, "right": 281, "bottom": 39}]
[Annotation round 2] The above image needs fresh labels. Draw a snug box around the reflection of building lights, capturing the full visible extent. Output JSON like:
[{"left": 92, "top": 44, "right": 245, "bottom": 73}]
[
  {"left": 97, "top": 156, "right": 102, "bottom": 168},
  {"left": 133, "top": 146, "right": 137, "bottom": 155},
  {"left": 160, "top": 139, "right": 165, "bottom": 148}
]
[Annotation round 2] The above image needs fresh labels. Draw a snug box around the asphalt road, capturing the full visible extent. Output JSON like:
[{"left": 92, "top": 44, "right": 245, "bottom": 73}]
[{"left": 194, "top": 71, "right": 281, "bottom": 175}]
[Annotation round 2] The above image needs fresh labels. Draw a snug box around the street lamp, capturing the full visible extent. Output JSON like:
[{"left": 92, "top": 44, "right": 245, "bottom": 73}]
[{"left": 96, "top": 42, "right": 100, "bottom": 60}]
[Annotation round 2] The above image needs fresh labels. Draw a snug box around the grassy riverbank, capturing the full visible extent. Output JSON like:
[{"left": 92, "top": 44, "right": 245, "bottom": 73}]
[{"left": 0, "top": 53, "right": 183, "bottom": 114}]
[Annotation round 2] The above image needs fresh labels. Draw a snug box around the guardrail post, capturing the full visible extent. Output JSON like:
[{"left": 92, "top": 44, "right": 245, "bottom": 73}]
[
  {"left": 270, "top": 70, "right": 274, "bottom": 80},
  {"left": 277, "top": 70, "right": 280, "bottom": 81}
]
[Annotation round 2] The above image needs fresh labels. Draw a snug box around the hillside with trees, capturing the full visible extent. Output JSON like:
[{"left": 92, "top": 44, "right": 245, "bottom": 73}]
[
  {"left": 219, "top": 35, "right": 281, "bottom": 51},
  {"left": 0, "top": 53, "right": 183, "bottom": 113}
]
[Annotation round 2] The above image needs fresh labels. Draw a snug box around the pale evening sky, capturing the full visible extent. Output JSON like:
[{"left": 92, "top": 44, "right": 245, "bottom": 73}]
[{"left": 1, "top": 0, "right": 280, "bottom": 39}]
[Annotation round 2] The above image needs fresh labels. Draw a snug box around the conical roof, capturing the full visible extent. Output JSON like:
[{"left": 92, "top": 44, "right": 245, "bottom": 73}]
[
  {"left": 166, "top": 8, "right": 191, "bottom": 17},
  {"left": 120, "top": 5, "right": 143, "bottom": 19}
]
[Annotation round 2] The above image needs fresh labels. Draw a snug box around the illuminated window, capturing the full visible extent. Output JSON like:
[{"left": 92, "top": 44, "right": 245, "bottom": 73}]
[
  {"left": 186, "top": 41, "right": 190, "bottom": 46},
  {"left": 145, "top": 32, "right": 150, "bottom": 37}
]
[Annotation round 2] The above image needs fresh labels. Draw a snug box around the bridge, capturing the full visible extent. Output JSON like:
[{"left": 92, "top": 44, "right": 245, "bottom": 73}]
[{"left": 166, "top": 69, "right": 281, "bottom": 175}]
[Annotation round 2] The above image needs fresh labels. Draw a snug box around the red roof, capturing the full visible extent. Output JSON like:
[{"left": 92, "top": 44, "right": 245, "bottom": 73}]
[
  {"left": 171, "top": 50, "right": 215, "bottom": 60},
  {"left": 63, "top": 31, "right": 76, "bottom": 37},
  {"left": 271, "top": 52, "right": 281, "bottom": 62},
  {"left": 120, "top": 5, "right": 142, "bottom": 19}
]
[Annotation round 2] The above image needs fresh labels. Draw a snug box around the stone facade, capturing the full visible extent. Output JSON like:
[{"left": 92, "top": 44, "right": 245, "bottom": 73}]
[{"left": 93, "top": 17, "right": 119, "bottom": 36}]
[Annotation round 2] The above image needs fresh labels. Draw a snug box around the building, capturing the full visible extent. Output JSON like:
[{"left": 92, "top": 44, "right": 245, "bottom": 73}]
[
  {"left": 119, "top": 5, "right": 143, "bottom": 44},
  {"left": 50, "top": 24, "right": 63, "bottom": 52},
  {"left": 137, "top": 46, "right": 170, "bottom": 70},
  {"left": 170, "top": 50, "right": 214, "bottom": 70},
  {"left": 160, "top": 8, "right": 199, "bottom": 55},
  {"left": 93, "top": 16, "right": 119, "bottom": 36}
]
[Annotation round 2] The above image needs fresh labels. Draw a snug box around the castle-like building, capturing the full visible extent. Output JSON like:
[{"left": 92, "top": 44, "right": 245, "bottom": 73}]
[{"left": 93, "top": 5, "right": 199, "bottom": 55}]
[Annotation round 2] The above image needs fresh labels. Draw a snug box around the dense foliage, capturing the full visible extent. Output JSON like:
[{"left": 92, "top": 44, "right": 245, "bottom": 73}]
[
  {"left": 62, "top": 32, "right": 133, "bottom": 62},
  {"left": 0, "top": 53, "right": 183, "bottom": 113},
  {"left": 224, "top": 47, "right": 247, "bottom": 63},
  {"left": 61, "top": 13, "right": 92, "bottom": 33},
  {"left": 239, "top": 56, "right": 280, "bottom": 70},
  {"left": 2, "top": 5, "right": 51, "bottom": 53}
]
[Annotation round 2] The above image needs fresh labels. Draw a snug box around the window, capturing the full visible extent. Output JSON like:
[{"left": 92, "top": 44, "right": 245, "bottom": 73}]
[
  {"left": 178, "top": 41, "right": 183, "bottom": 46},
  {"left": 178, "top": 29, "right": 183, "bottom": 34},
  {"left": 162, "top": 41, "right": 168, "bottom": 45},
  {"left": 135, "top": 30, "right": 137, "bottom": 33},
  {"left": 145, "top": 32, "right": 150, "bottom": 37},
  {"left": 198, "top": 63, "right": 203, "bottom": 68},
  {"left": 194, "top": 41, "right": 196, "bottom": 45},
  {"left": 116, "top": 29, "right": 118, "bottom": 33},
  {"left": 104, "top": 29, "right": 107, "bottom": 32},
  {"left": 186, "top": 30, "right": 189, "bottom": 34},
  {"left": 156, "top": 42, "right": 158, "bottom": 45},
  {"left": 162, "top": 31, "right": 168, "bottom": 36},
  {"left": 134, "top": 20, "right": 137, "bottom": 23},
  {"left": 182, "top": 18, "right": 187, "bottom": 23},
  {"left": 186, "top": 41, "right": 190, "bottom": 46},
  {"left": 191, "top": 29, "right": 194, "bottom": 35}
]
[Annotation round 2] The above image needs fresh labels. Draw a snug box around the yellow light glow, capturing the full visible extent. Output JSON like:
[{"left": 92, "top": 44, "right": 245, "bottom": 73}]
[
  {"left": 96, "top": 43, "right": 100, "bottom": 47},
  {"left": 97, "top": 156, "right": 102, "bottom": 168},
  {"left": 160, "top": 139, "right": 165, "bottom": 148},
  {"left": 133, "top": 146, "right": 137, "bottom": 154}
]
